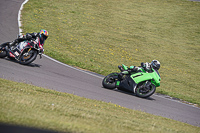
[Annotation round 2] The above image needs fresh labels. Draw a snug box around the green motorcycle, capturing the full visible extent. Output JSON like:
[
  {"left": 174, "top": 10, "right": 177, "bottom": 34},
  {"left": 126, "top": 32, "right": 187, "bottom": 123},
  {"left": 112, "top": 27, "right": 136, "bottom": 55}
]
[{"left": 102, "top": 64, "right": 161, "bottom": 98}]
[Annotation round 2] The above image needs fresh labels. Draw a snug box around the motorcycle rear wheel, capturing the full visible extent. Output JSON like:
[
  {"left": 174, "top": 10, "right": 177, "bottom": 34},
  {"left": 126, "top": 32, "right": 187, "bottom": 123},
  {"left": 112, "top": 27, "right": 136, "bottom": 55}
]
[
  {"left": 102, "top": 73, "right": 118, "bottom": 89},
  {"left": 0, "top": 49, "right": 7, "bottom": 58},
  {"left": 19, "top": 49, "right": 37, "bottom": 65},
  {"left": 135, "top": 82, "right": 156, "bottom": 98},
  {"left": 0, "top": 44, "right": 8, "bottom": 58}
]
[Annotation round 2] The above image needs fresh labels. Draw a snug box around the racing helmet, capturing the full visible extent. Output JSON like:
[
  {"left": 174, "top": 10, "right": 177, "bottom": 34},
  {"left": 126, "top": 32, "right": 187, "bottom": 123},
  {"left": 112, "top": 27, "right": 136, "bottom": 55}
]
[
  {"left": 151, "top": 60, "right": 160, "bottom": 70},
  {"left": 39, "top": 29, "right": 48, "bottom": 40}
]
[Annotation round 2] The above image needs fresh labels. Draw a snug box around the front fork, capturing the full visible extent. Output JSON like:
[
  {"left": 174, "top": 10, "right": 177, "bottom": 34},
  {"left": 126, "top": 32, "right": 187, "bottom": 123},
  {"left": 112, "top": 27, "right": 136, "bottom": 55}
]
[{"left": 134, "top": 81, "right": 152, "bottom": 93}]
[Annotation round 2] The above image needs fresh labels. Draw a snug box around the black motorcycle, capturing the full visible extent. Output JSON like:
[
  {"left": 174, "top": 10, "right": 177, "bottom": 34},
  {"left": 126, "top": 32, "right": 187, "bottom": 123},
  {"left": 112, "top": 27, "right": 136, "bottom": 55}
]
[{"left": 0, "top": 39, "right": 42, "bottom": 65}]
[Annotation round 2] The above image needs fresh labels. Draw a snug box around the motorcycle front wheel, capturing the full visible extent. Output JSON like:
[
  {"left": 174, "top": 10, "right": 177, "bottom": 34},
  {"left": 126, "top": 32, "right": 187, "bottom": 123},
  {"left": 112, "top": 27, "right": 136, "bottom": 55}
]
[
  {"left": 135, "top": 82, "right": 156, "bottom": 98},
  {"left": 19, "top": 49, "right": 37, "bottom": 65},
  {"left": 102, "top": 73, "right": 118, "bottom": 89}
]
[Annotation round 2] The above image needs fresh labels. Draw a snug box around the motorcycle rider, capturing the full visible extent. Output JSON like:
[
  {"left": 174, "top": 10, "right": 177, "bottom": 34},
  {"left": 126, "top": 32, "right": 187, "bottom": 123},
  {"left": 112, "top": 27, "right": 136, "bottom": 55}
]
[
  {"left": 9, "top": 29, "right": 48, "bottom": 54},
  {"left": 118, "top": 60, "right": 160, "bottom": 78}
]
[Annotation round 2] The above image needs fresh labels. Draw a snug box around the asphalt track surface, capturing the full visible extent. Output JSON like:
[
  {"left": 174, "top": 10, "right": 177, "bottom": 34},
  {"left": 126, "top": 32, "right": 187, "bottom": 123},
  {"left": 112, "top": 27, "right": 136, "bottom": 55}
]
[{"left": 0, "top": 0, "right": 200, "bottom": 128}]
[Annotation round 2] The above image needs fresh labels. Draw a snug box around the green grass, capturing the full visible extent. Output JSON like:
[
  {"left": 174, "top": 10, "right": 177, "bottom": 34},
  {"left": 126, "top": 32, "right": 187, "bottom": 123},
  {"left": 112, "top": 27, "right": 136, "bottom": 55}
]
[
  {"left": 20, "top": 0, "right": 200, "bottom": 105},
  {"left": 0, "top": 78, "right": 199, "bottom": 133}
]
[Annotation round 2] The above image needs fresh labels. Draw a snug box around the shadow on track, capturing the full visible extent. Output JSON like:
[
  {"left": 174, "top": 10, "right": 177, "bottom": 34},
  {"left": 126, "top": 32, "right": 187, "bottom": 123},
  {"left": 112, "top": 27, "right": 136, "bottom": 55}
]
[
  {"left": 4, "top": 57, "right": 41, "bottom": 68},
  {"left": 103, "top": 87, "right": 155, "bottom": 101}
]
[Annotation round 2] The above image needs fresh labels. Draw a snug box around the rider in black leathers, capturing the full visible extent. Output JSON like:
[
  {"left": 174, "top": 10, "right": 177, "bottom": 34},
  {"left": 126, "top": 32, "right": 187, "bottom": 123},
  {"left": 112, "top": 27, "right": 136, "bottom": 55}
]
[{"left": 9, "top": 29, "right": 48, "bottom": 54}]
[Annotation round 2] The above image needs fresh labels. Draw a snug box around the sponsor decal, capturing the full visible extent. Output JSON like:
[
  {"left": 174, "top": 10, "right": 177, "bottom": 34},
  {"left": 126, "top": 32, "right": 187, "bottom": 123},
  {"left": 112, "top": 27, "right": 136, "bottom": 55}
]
[
  {"left": 9, "top": 52, "right": 15, "bottom": 58},
  {"left": 14, "top": 51, "right": 20, "bottom": 56}
]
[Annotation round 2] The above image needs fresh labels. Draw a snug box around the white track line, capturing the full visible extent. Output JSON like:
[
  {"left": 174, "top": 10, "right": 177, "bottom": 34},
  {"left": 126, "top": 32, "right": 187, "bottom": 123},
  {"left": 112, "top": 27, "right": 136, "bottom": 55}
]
[
  {"left": 43, "top": 54, "right": 104, "bottom": 79},
  {"left": 18, "top": 0, "right": 29, "bottom": 35}
]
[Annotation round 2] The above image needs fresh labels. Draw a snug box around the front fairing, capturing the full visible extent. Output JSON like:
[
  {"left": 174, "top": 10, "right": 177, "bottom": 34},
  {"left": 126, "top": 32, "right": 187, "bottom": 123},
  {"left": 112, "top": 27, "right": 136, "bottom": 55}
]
[
  {"left": 9, "top": 41, "right": 38, "bottom": 59},
  {"left": 130, "top": 69, "right": 161, "bottom": 87},
  {"left": 150, "top": 69, "right": 161, "bottom": 87},
  {"left": 7, "top": 42, "right": 27, "bottom": 59}
]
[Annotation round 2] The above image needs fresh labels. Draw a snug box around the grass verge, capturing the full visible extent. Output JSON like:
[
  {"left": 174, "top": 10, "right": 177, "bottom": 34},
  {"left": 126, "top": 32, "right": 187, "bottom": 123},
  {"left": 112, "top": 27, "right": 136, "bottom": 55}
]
[
  {"left": 20, "top": 0, "right": 200, "bottom": 105},
  {"left": 0, "top": 78, "right": 199, "bottom": 133}
]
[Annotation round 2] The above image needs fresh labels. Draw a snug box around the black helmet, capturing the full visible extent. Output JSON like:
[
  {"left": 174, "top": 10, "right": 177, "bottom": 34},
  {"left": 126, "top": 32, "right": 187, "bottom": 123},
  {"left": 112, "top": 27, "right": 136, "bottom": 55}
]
[{"left": 151, "top": 60, "right": 160, "bottom": 70}]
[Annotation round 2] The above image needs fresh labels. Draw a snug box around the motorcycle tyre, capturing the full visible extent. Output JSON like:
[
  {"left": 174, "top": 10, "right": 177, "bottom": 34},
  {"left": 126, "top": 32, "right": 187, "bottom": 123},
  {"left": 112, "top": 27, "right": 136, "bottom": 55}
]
[
  {"left": 0, "top": 49, "right": 7, "bottom": 58},
  {"left": 135, "top": 82, "right": 156, "bottom": 98},
  {"left": 0, "top": 44, "right": 8, "bottom": 58},
  {"left": 102, "top": 73, "right": 118, "bottom": 89},
  {"left": 19, "top": 50, "right": 37, "bottom": 65}
]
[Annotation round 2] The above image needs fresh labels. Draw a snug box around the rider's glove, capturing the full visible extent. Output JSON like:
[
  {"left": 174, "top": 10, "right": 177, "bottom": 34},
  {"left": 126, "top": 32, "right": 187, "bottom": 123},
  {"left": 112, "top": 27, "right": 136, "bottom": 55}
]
[
  {"left": 39, "top": 48, "right": 44, "bottom": 54},
  {"left": 26, "top": 33, "right": 32, "bottom": 40}
]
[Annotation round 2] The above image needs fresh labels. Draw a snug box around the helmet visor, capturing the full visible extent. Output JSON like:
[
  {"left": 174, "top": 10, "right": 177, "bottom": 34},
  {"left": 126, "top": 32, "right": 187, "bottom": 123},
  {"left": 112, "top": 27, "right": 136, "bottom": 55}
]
[{"left": 42, "top": 34, "right": 48, "bottom": 40}]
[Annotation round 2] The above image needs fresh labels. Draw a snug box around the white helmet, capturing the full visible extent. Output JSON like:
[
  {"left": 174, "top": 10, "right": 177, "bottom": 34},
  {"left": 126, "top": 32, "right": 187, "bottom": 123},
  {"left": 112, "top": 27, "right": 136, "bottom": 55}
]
[{"left": 151, "top": 60, "right": 160, "bottom": 70}]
